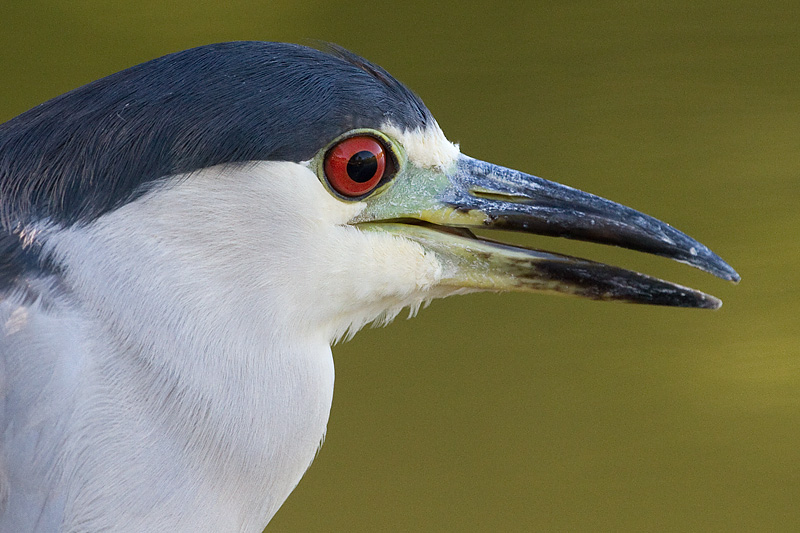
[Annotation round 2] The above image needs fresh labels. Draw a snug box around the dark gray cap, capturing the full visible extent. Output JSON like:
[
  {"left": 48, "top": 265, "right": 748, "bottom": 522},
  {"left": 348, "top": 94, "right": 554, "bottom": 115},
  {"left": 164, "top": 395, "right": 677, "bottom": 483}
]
[{"left": 0, "top": 41, "right": 433, "bottom": 227}]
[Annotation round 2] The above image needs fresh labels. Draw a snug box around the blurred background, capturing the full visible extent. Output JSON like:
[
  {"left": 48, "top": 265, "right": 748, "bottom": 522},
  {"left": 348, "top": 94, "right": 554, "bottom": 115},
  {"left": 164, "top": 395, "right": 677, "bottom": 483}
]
[{"left": 1, "top": 1, "right": 797, "bottom": 531}]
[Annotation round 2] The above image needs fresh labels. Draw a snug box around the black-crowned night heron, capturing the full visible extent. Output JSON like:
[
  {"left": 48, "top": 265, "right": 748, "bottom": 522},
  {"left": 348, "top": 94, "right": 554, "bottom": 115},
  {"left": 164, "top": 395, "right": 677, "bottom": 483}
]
[{"left": 0, "top": 42, "right": 738, "bottom": 531}]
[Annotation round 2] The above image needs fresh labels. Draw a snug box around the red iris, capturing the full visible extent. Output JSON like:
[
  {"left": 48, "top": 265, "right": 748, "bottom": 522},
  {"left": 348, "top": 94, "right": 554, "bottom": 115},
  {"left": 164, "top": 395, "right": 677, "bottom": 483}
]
[{"left": 323, "top": 136, "right": 387, "bottom": 197}]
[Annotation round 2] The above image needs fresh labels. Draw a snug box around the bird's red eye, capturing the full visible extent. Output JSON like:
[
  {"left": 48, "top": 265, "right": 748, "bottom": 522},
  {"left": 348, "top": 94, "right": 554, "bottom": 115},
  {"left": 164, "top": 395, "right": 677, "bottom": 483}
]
[{"left": 323, "top": 136, "right": 387, "bottom": 198}]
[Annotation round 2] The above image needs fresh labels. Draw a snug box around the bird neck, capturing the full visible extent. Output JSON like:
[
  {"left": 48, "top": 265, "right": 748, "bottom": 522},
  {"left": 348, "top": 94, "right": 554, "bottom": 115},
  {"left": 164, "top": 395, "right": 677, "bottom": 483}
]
[
  {"left": 13, "top": 281, "right": 335, "bottom": 531},
  {"left": 21, "top": 159, "right": 446, "bottom": 530},
  {"left": 20, "top": 220, "right": 338, "bottom": 530}
]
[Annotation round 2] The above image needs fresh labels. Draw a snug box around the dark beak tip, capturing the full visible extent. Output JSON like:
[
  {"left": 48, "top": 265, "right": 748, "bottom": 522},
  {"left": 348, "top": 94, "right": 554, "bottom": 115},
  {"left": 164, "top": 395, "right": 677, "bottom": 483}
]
[
  {"left": 678, "top": 239, "right": 739, "bottom": 284},
  {"left": 672, "top": 291, "right": 722, "bottom": 310},
  {"left": 709, "top": 258, "right": 741, "bottom": 284},
  {"left": 706, "top": 295, "right": 724, "bottom": 310}
]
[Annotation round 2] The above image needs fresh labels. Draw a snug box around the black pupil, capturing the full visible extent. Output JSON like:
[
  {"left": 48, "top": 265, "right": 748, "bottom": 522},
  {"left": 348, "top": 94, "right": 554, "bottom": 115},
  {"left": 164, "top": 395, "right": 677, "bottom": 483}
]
[{"left": 346, "top": 150, "right": 378, "bottom": 183}]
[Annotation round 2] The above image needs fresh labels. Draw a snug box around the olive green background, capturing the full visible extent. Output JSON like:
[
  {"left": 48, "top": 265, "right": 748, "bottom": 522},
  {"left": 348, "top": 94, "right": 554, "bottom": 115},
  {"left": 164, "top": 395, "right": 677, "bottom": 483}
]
[{"left": 2, "top": 1, "right": 797, "bottom": 531}]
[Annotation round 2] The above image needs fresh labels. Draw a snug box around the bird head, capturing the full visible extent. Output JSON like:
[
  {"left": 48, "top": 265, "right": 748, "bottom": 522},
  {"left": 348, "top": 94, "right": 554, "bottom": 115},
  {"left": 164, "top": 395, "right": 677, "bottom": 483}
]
[{"left": 0, "top": 42, "right": 738, "bottom": 345}]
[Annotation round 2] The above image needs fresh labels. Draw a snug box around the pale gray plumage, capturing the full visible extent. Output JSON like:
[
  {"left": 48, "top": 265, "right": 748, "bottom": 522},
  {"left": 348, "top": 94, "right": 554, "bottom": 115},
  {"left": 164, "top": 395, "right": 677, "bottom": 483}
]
[{"left": 0, "top": 42, "right": 738, "bottom": 532}]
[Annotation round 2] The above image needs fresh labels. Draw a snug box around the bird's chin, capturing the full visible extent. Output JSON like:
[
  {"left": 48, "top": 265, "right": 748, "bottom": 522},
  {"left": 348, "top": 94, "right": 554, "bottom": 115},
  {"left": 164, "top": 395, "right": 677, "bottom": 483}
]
[{"left": 355, "top": 221, "right": 723, "bottom": 309}]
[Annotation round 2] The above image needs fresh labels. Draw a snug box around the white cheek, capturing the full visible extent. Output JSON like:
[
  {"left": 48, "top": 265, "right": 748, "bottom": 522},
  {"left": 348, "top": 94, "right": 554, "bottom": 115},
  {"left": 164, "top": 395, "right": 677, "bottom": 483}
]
[{"left": 41, "top": 160, "right": 444, "bottom": 344}]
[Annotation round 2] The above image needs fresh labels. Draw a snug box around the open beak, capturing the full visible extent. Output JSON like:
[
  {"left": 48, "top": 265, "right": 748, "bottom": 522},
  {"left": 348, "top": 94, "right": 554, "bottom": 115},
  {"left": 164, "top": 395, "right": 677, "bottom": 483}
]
[{"left": 352, "top": 154, "right": 739, "bottom": 309}]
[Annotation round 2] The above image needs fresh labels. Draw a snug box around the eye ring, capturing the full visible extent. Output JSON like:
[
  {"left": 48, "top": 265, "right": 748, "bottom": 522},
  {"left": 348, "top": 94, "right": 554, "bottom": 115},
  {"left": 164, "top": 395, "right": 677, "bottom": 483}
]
[{"left": 323, "top": 136, "right": 387, "bottom": 198}]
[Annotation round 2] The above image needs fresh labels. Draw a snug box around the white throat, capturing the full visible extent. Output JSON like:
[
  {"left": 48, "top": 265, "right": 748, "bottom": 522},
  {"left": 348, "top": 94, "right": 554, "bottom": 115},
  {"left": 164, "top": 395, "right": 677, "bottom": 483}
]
[{"left": 6, "top": 160, "right": 445, "bottom": 530}]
